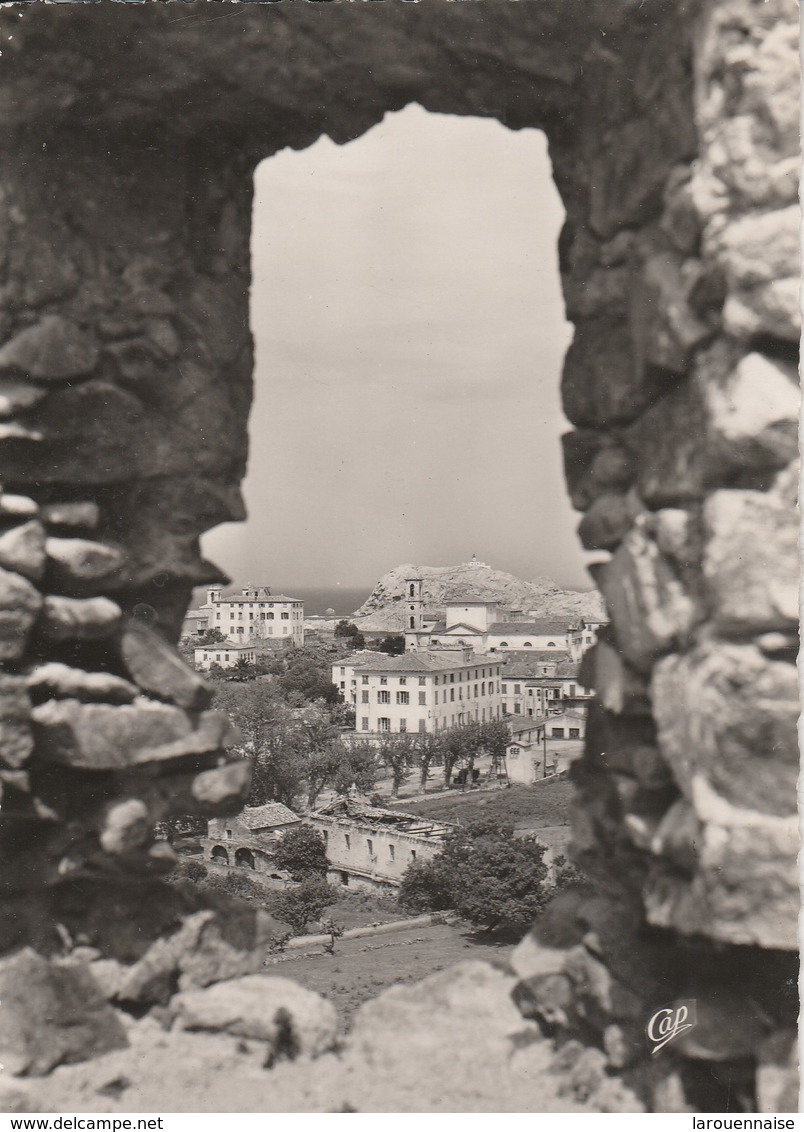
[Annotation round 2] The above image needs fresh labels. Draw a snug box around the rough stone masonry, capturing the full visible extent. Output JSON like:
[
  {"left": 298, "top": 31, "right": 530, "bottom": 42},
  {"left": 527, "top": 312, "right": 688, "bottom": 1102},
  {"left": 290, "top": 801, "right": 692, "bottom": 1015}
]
[{"left": 0, "top": 0, "right": 797, "bottom": 1113}]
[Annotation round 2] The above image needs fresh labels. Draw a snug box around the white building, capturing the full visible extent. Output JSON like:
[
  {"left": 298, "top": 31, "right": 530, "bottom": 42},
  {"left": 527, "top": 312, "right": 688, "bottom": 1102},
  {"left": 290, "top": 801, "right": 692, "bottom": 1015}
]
[
  {"left": 202, "top": 585, "right": 304, "bottom": 647},
  {"left": 333, "top": 650, "right": 503, "bottom": 736},
  {"left": 194, "top": 641, "right": 257, "bottom": 670}
]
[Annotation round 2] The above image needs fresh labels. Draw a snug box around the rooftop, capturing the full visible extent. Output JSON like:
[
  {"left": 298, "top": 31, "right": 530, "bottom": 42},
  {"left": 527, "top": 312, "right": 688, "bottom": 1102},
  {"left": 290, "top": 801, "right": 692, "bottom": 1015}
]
[
  {"left": 240, "top": 802, "right": 301, "bottom": 830},
  {"left": 206, "top": 591, "right": 302, "bottom": 604},
  {"left": 341, "top": 651, "right": 493, "bottom": 673},
  {"left": 501, "top": 653, "right": 577, "bottom": 677},
  {"left": 311, "top": 796, "right": 453, "bottom": 839},
  {"left": 509, "top": 714, "right": 550, "bottom": 734},
  {"left": 489, "top": 620, "right": 572, "bottom": 635}
]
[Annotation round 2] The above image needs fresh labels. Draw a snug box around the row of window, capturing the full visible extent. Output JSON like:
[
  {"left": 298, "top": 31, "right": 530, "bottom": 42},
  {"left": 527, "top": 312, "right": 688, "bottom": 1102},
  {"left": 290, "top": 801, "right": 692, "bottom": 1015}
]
[
  {"left": 340, "top": 831, "right": 416, "bottom": 863},
  {"left": 216, "top": 611, "right": 294, "bottom": 621},
  {"left": 360, "top": 708, "right": 501, "bottom": 733},
  {"left": 501, "top": 683, "right": 580, "bottom": 696}
]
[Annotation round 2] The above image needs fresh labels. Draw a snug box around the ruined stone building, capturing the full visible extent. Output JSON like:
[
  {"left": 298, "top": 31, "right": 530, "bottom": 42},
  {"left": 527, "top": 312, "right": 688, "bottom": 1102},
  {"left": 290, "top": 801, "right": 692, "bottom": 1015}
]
[
  {"left": 206, "top": 802, "right": 301, "bottom": 874},
  {"left": 0, "top": 0, "right": 797, "bottom": 1112},
  {"left": 308, "top": 796, "right": 451, "bottom": 891}
]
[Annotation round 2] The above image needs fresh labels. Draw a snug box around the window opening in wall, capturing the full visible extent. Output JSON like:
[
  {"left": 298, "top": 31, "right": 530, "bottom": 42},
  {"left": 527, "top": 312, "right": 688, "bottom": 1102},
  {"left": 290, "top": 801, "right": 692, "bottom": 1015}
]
[{"left": 202, "top": 105, "right": 586, "bottom": 621}]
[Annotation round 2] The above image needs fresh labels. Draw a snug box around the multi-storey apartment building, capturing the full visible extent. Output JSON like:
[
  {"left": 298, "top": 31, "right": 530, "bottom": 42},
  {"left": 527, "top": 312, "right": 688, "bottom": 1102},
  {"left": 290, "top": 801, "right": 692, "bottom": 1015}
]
[
  {"left": 333, "top": 650, "right": 503, "bottom": 736},
  {"left": 201, "top": 585, "right": 304, "bottom": 647},
  {"left": 500, "top": 652, "right": 593, "bottom": 718}
]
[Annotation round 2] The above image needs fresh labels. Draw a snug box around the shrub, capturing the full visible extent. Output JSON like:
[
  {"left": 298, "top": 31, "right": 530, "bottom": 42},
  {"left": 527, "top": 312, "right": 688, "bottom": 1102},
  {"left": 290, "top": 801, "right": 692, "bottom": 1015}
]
[
  {"left": 271, "top": 876, "right": 337, "bottom": 935},
  {"left": 273, "top": 826, "right": 329, "bottom": 880}
]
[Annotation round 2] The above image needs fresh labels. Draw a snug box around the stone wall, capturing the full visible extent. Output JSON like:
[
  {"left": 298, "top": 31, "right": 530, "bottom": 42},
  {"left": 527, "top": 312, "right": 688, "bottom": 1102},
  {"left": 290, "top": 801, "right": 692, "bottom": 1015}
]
[{"left": 0, "top": 0, "right": 797, "bottom": 1112}]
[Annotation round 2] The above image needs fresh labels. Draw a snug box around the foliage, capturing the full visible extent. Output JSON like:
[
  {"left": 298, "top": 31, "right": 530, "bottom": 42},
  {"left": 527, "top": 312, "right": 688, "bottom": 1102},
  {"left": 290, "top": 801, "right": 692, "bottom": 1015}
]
[
  {"left": 398, "top": 819, "right": 551, "bottom": 937},
  {"left": 170, "top": 858, "right": 209, "bottom": 884},
  {"left": 331, "top": 742, "right": 378, "bottom": 797},
  {"left": 375, "top": 733, "right": 413, "bottom": 797},
  {"left": 277, "top": 651, "right": 343, "bottom": 705},
  {"left": 377, "top": 634, "right": 405, "bottom": 655},
  {"left": 335, "top": 620, "right": 360, "bottom": 639},
  {"left": 271, "top": 876, "right": 338, "bottom": 935},
  {"left": 320, "top": 918, "right": 345, "bottom": 954},
  {"left": 273, "top": 826, "right": 329, "bottom": 880},
  {"left": 398, "top": 857, "right": 455, "bottom": 914},
  {"left": 440, "top": 720, "right": 510, "bottom": 785},
  {"left": 268, "top": 930, "right": 293, "bottom": 954}
]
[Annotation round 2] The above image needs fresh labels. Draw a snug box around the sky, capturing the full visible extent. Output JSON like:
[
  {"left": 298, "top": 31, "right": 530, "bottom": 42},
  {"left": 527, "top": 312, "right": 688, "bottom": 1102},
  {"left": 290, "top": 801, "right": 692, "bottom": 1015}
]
[{"left": 202, "top": 104, "right": 590, "bottom": 593}]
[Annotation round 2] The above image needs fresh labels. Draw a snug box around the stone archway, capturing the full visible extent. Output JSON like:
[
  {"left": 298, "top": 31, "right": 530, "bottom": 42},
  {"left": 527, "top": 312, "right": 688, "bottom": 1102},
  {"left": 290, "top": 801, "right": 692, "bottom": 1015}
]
[
  {"left": 0, "top": 0, "right": 797, "bottom": 1110},
  {"left": 210, "top": 845, "right": 230, "bottom": 867},
  {"left": 235, "top": 847, "right": 256, "bottom": 870}
]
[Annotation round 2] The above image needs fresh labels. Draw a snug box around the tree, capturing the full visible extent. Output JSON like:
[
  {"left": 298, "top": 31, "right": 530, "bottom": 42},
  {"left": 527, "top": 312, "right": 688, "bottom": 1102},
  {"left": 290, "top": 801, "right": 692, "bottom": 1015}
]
[
  {"left": 213, "top": 682, "right": 306, "bottom": 809},
  {"left": 332, "top": 741, "right": 378, "bottom": 797},
  {"left": 273, "top": 826, "right": 329, "bottom": 880},
  {"left": 334, "top": 620, "right": 360, "bottom": 639},
  {"left": 376, "top": 733, "right": 413, "bottom": 797},
  {"left": 271, "top": 875, "right": 337, "bottom": 935},
  {"left": 411, "top": 732, "right": 441, "bottom": 792},
  {"left": 377, "top": 634, "right": 405, "bottom": 656},
  {"left": 398, "top": 856, "right": 455, "bottom": 914},
  {"left": 232, "top": 654, "right": 254, "bottom": 679},
  {"left": 398, "top": 820, "right": 551, "bottom": 937},
  {"left": 278, "top": 652, "right": 342, "bottom": 705}
]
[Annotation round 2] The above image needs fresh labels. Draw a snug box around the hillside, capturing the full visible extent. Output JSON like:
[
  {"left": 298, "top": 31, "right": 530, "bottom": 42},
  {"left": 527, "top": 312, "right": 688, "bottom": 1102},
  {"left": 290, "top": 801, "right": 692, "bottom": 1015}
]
[{"left": 351, "top": 561, "right": 605, "bottom": 631}]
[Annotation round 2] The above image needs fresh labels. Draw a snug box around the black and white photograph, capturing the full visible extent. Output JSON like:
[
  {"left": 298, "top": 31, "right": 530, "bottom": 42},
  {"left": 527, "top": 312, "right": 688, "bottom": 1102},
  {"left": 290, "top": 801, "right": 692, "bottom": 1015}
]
[{"left": 0, "top": 0, "right": 798, "bottom": 1118}]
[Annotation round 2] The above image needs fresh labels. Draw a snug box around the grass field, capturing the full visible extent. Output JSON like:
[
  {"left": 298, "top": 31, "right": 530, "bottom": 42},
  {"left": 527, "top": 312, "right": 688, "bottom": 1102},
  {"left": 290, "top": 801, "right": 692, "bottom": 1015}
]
[
  {"left": 268, "top": 920, "right": 514, "bottom": 1030},
  {"left": 389, "top": 777, "right": 575, "bottom": 830}
]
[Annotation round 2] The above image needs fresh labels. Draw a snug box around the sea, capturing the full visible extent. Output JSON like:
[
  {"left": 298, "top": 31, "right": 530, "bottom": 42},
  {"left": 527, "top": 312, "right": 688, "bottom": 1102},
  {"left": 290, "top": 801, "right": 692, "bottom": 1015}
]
[{"left": 271, "top": 586, "right": 372, "bottom": 618}]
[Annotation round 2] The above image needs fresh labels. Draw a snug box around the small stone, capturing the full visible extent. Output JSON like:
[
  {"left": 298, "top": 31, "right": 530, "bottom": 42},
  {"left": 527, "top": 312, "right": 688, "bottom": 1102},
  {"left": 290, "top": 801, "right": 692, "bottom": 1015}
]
[
  {"left": 630, "top": 245, "right": 712, "bottom": 374},
  {"left": 0, "top": 377, "right": 48, "bottom": 417},
  {"left": 99, "top": 799, "right": 152, "bottom": 855},
  {"left": 0, "top": 947, "right": 127, "bottom": 1076},
  {"left": 562, "top": 1045, "right": 607, "bottom": 1102},
  {"left": 134, "top": 708, "right": 240, "bottom": 765},
  {"left": 40, "top": 502, "right": 100, "bottom": 530},
  {"left": 578, "top": 493, "right": 633, "bottom": 551},
  {"left": 587, "top": 640, "right": 651, "bottom": 716},
  {"left": 87, "top": 958, "right": 127, "bottom": 1002},
  {"left": 39, "top": 595, "right": 121, "bottom": 641},
  {"left": 118, "top": 907, "right": 284, "bottom": 1005},
  {"left": 702, "top": 478, "right": 799, "bottom": 634},
  {"left": 0, "top": 494, "right": 38, "bottom": 519},
  {"left": 0, "top": 315, "right": 99, "bottom": 381},
  {"left": 649, "top": 798, "right": 701, "bottom": 873},
  {"left": 564, "top": 945, "right": 643, "bottom": 1028},
  {"left": 704, "top": 352, "right": 799, "bottom": 477},
  {"left": 0, "top": 566, "right": 42, "bottom": 661},
  {"left": 0, "top": 422, "right": 43, "bottom": 441},
  {"left": 27, "top": 662, "right": 138, "bottom": 705},
  {"left": 172, "top": 975, "right": 338, "bottom": 1059},
  {"left": 145, "top": 318, "right": 180, "bottom": 358},
  {"left": 592, "top": 1077, "right": 645, "bottom": 1113},
  {"left": 0, "top": 520, "right": 46, "bottom": 581},
  {"left": 191, "top": 759, "right": 252, "bottom": 810},
  {"left": 652, "top": 641, "right": 799, "bottom": 815},
  {"left": 595, "top": 523, "right": 700, "bottom": 672},
  {"left": 45, "top": 537, "right": 124, "bottom": 587},
  {"left": 119, "top": 619, "right": 214, "bottom": 711},
  {"left": 0, "top": 674, "right": 32, "bottom": 769},
  {"left": 31, "top": 698, "right": 193, "bottom": 769},
  {"left": 512, "top": 973, "right": 574, "bottom": 1030}
]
